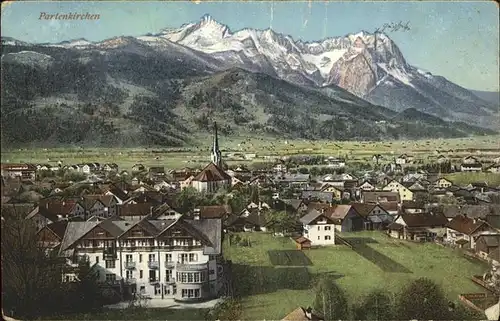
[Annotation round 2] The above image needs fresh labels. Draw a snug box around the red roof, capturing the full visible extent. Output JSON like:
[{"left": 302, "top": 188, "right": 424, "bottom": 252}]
[
  {"left": 446, "top": 215, "right": 488, "bottom": 235},
  {"left": 294, "top": 236, "right": 311, "bottom": 244},
  {"left": 192, "top": 163, "right": 231, "bottom": 182}
]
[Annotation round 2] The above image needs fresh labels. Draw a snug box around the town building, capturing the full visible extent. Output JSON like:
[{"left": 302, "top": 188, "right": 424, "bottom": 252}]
[
  {"left": 57, "top": 216, "right": 224, "bottom": 302},
  {"left": 191, "top": 122, "right": 231, "bottom": 193}
]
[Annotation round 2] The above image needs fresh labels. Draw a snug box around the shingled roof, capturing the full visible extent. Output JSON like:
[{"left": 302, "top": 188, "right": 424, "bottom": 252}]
[{"left": 193, "top": 163, "right": 231, "bottom": 182}]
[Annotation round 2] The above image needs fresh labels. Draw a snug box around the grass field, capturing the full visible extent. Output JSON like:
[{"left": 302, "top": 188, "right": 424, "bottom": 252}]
[
  {"left": 223, "top": 231, "right": 489, "bottom": 320},
  {"left": 445, "top": 172, "right": 500, "bottom": 187},
  {"left": 2, "top": 135, "right": 500, "bottom": 171},
  {"left": 37, "top": 307, "right": 208, "bottom": 320}
]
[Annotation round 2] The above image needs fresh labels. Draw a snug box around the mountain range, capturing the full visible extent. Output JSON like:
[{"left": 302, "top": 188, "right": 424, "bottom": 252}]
[{"left": 1, "top": 15, "right": 498, "bottom": 147}]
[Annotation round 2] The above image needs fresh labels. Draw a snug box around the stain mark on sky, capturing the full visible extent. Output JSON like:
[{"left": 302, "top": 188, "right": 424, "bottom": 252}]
[{"left": 303, "top": 0, "right": 312, "bottom": 29}]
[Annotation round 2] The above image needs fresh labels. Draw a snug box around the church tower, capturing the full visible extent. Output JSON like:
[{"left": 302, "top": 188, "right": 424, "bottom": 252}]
[{"left": 211, "top": 122, "right": 222, "bottom": 168}]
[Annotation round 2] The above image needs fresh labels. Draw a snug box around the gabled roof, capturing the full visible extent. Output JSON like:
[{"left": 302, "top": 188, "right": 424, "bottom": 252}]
[
  {"left": 58, "top": 221, "right": 101, "bottom": 255},
  {"left": 399, "top": 213, "right": 448, "bottom": 228},
  {"left": 300, "top": 209, "right": 335, "bottom": 224},
  {"left": 476, "top": 234, "right": 500, "bottom": 247},
  {"left": 350, "top": 203, "right": 377, "bottom": 218},
  {"left": 45, "top": 220, "right": 69, "bottom": 240},
  {"left": 193, "top": 163, "right": 231, "bottom": 182},
  {"left": 446, "top": 215, "right": 489, "bottom": 235}
]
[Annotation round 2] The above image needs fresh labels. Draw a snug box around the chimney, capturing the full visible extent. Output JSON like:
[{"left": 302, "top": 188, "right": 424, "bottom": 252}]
[{"left": 305, "top": 307, "right": 313, "bottom": 320}]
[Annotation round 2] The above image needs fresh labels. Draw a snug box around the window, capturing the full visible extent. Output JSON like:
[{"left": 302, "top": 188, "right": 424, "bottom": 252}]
[
  {"left": 105, "top": 273, "right": 116, "bottom": 282},
  {"left": 194, "top": 273, "right": 200, "bottom": 283},
  {"left": 149, "top": 270, "right": 156, "bottom": 281},
  {"left": 181, "top": 273, "right": 187, "bottom": 282},
  {"left": 325, "top": 235, "right": 331, "bottom": 240},
  {"left": 139, "top": 254, "right": 143, "bottom": 263},
  {"left": 140, "top": 270, "right": 143, "bottom": 279},
  {"left": 105, "top": 260, "right": 116, "bottom": 269},
  {"left": 187, "top": 273, "right": 194, "bottom": 283},
  {"left": 126, "top": 270, "right": 133, "bottom": 279},
  {"left": 189, "top": 253, "right": 198, "bottom": 262},
  {"left": 148, "top": 254, "right": 156, "bottom": 262},
  {"left": 182, "top": 289, "right": 200, "bottom": 298},
  {"left": 165, "top": 254, "right": 172, "bottom": 262},
  {"left": 209, "top": 270, "right": 215, "bottom": 275},
  {"left": 317, "top": 226, "right": 321, "bottom": 230},
  {"left": 317, "top": 236, "right": 320, "bottom": 240},
  {"left": 324, "top": 226, "right": 331, "bottom": 231},
  {"left": 165, "top": 269, "right": 172, "bottom": 281},
  {"left": 126, "top": 254, "right": 133, "bottom": 262},
  {"left": 179, "top": 253, "right": 188, "bottom": 263},
  {"left": 96, "top": 256, "right": 99, "bottom": 263}
]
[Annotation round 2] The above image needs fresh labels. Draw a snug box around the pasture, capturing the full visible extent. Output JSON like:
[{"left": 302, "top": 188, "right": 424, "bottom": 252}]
[
  {"left": 223, "top": 231, "right": 489, "bottom": 320},
  {"left": 2, "top": 135, "right": 500, "bottom": 171}
]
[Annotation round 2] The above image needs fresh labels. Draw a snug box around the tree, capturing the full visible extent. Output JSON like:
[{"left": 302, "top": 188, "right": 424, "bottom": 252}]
[
  {"left": 352, "top": 288, "right": 393, "bottom": 320},
  {"left": 313, "top": 276, "right": 349, "bottom": 321},
  {"left": 1, "top": 206, "right": 66, "bottom": 319},
  {"left": 174, "top": 187, "right": 202, "bottom": 213},
  {"left": 396, "top": 278, "right": 450, "bottom": 320},
  {"left": 265, "top": 211, "right": 297, "bottom": 235}
]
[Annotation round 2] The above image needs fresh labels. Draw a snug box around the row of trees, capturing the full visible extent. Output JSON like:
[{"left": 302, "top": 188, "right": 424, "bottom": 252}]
[{"left": 313, "top": 276, "right": 483, "bottom": 321}]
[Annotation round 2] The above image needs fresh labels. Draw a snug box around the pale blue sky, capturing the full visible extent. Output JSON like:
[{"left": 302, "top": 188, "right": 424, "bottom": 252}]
[{"left": 1, "top": 1, "right": 498, "bottom": 91}]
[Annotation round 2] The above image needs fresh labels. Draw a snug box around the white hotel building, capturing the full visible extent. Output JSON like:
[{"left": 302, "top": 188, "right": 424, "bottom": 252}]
[{"left": 57, "top": 215, "right": 224, "bottom": 302}]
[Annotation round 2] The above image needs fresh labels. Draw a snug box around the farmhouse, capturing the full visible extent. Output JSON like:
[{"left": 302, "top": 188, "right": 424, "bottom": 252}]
[
  {"left": 432, "top": 177, "right": 454, "bottom": 189},
  {"left": 388, "top": 212, "right": 448, "bottom": 242},
  {"left": 383, "top": 180, "right": 414, "bottom": 201},
  {"left": 460, "top": 156, "right": 483, "bottom": 172},
  {"left": 445, "top": 215, "right": 497, "bottom": 249},
  {"left": 475, "top": 234, "right": 500, "bottom": 261},
  {"left": 299, "top": 209, "right": 336, "bottom": 246}
]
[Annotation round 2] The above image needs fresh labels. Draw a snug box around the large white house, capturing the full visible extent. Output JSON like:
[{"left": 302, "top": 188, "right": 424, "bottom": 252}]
[
  {"left": 299, "top": 209, "right": 336, "bottom": 246},
  {"left": 57, "top": 216, "right": 224, "bottom": 302}
]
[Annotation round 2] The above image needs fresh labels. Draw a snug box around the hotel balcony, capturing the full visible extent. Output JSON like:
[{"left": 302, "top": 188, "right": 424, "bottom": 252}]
[
  {"left": 164, "top": 260, "right": 175, "bottom": 268},
  {"left": 176, "top": 262, "right": 208, "bottom": 272},
  {"left": 165, "top": 277, "right": 175, "bottom": 284},
  {"left": 149, "top": 277, "right": 159, "bottom": 284},
  {"left": 148, "top": 261, "right": 159, "bottom": 269},
  {"left": 124, "top": 261, "right": 136, "bottom": 269}
]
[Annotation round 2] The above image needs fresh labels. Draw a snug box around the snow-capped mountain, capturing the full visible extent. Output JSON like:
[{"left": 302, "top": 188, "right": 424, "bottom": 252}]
[
  {"left": 3, "top": 15, "right": 497, "bottom": 129},
  {"left": 152, "top": 15, "right": 497, "bottom": 128}
]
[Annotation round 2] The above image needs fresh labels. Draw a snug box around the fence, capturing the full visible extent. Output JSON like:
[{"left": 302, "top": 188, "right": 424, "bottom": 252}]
[
  {"left": 459, "top": 293, "right": 499, "bottom": 312},
  {"left": 471, "top": 275, "right": 499, "bottom": 294}
]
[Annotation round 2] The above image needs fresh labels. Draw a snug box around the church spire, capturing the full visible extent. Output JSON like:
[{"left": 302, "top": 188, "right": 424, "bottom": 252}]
[{"left": 211, "top": 122, "right": 222, "bottom": 168}]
